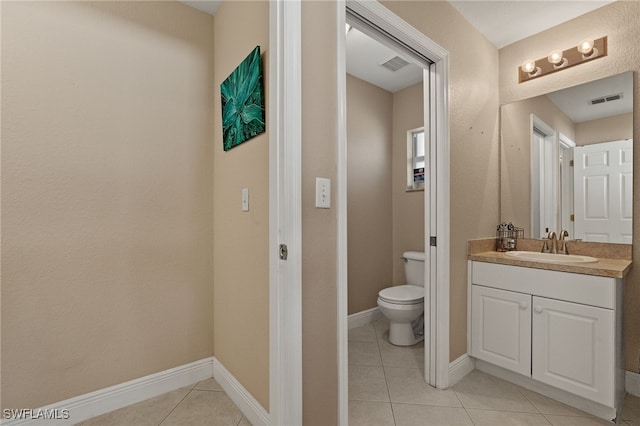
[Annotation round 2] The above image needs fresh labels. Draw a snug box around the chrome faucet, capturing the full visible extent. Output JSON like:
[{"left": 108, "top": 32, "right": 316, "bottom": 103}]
[
  {"left": 541, "top": 231, "right": 557, "bottom": 253},
  {"left": 558, "top": 230, "right": 569, "bottom": 254}
]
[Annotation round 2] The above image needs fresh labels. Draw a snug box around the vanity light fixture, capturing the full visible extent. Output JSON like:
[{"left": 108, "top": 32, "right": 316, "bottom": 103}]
[{"left": 518, "top": 36, "right": 607, "bottom": 83}]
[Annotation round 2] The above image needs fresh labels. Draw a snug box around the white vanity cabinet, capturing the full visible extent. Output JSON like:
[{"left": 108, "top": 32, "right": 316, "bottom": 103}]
[
  {"left": 531, "top": 296, "right": 615, "bottom": 406},
  {"left": 471, "top": 285, "right": 531, "bottom": 376},
  {"left": 468, "top": 260, "right": 623, "bottom": 419}
]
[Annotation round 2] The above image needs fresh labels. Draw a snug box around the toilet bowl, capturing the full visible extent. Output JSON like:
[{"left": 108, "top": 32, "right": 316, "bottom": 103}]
[{"left": 377, "top": 251, "right": 426, "bottom": 346}]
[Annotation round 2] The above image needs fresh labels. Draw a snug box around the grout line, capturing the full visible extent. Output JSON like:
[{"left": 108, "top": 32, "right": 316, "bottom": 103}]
[
  {"left": 374, "top": 319, "right": 398, "bottom": 426},
  {"left": 450, "top": 377, "right": 465, "bottom": 409},
  {"left": 465, "top": 408, "right": 479, "bottom": 426},
  {"left": 513, "top": 384, "right": 543, "bottom": 416},
  {"left": 540, "top": 413, "right": 554, "bottom": 425},
  {"left": 157, "top": 387, "right": 193, "bottom": 426},
  {"left": 191, "top": 388, "right": 226, "bottom": 393},
  {"left": 462, "top": 406, "right": 551, "bottom": 414}
]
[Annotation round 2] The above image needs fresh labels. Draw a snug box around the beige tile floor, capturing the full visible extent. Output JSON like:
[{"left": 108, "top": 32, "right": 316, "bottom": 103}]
[
  {"left": 75, "top": 317, "right": 640, "bottom": 426},
  {"left": 75, "top": 378, "right": 250, "bottom": 426},
  {"left": 349, "top": 317, "right": 640, "bottom": 426}
]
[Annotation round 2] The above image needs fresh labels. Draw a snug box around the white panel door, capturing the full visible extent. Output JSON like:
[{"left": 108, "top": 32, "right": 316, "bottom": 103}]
[
  {"left": 532, "top": 296, "right": 614, "bottom": 406},
  {"left": 471, "top": 285, "right": 531, "bottom": 376},
  {"left": 574, "top": 139, "right": 633, "bottom": 243}
]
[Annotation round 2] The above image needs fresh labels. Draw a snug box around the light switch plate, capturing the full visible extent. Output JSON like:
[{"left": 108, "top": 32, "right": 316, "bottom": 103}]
[
  {"left": 315, "top": 178, "right": 331, "bottom": 209},
  {"left": 241, "top": 188, "right": 249, "bottom": 211}
]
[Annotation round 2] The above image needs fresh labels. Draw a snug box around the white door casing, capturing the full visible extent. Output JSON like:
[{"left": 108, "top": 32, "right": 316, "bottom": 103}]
[
  {"left": 530, "top": 115, "right": 557, "bottom": 238},
  {"left": 269, "top": 1, "right": 302, "bottom": 425},
  {"left": 573, "top": 139, "right": 633, "bottom": 243},
  {"left": 559, "top": 133, "right": 576, "bottom": 238}
]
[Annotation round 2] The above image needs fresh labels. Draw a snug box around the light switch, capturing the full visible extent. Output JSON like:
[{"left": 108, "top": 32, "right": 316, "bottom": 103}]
[
  {"left": 315, "top": 178, "right": 331, "bottom": 209},
  {"left": 241, "top": 188, "right": 249, "bottom": 211}
]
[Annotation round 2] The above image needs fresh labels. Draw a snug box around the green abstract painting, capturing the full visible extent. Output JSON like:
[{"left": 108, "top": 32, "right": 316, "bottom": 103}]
[{"left": 221, "top": 46, "right": 265, "bottom": 151}]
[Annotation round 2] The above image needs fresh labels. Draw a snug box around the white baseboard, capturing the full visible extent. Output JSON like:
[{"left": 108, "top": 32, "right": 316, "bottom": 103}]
[
  {"left": 348, "top": 307, "right": 383, "bottom": 329},
  {"left": 213, "top": 358, "right": 269, "bottom": 426},
  {"left": 626, "top": 370, "right": 640, "bottom": 397},
  {"left": 449, "top": 354, "right": 474, "bottom": 386},
  {"left": 1, "top": 357, "right": 214, "bottom": 426}
]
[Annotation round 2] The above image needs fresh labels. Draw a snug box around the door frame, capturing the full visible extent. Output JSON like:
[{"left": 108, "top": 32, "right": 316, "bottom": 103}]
[
  {"left": 337, "top": 1, "right": 450, "bottom": 423},
  {"left": 530, "top": 114, "right": 557, "bottom": 238},
  {"left": 269, "top": 1, "right": 302, "bottom": 425}
]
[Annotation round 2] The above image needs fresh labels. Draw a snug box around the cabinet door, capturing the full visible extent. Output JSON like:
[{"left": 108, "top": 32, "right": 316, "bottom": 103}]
[
  {"left": 532, "top": 296, "right": 614, "bottom": 406},
  {"left": 471, "top": 285, "right": 531, "bottom": 376}
]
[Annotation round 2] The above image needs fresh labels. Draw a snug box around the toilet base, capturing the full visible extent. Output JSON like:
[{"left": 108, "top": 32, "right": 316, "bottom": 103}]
[{"left": 389, "top": 322, "right": 424, "bottom": 346}]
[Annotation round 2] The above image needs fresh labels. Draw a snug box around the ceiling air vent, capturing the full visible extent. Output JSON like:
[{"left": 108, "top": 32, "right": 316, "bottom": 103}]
[
  {"left": 589, "top": 93, "right": 623, "bottom": 106},
  {"left": 379, "top": 55, "right": 410, "bottom": 72}
]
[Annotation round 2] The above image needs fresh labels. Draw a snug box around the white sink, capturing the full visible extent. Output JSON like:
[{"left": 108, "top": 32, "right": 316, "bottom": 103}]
[{"left": 504, "top": 251, "right": 598, "bottom": 264}]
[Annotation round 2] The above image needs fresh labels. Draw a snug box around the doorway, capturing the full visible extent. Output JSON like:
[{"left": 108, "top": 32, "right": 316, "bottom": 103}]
[{"left": 336, "top": 1, "right": 451, "bottom": 423}]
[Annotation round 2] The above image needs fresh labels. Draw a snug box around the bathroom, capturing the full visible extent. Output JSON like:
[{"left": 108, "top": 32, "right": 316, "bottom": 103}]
[
  {"left": 347, "top": 1, "right": 637, "bottom": 424},
  {"left": 3, "top": 1, "right": 640, "bottom": 425}
]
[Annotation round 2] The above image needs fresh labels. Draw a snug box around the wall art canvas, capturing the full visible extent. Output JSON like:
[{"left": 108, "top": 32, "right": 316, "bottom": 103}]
[{"left": 221, "top": 46, "right": 265, "bottom": 151}]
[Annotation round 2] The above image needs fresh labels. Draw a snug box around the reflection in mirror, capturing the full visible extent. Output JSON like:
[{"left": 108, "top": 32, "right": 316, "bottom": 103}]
[{"left": 501, "top": 72, "right": 633, "bottom": 243}]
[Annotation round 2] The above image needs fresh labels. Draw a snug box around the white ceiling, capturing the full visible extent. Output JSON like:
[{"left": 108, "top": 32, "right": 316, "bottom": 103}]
[
  {"left": 179, "top": 0, "right": 625, "bottom": 113},
  {"left": 178, "top": 0, "right": 614, "bottom": 50},
  {"left": 346, "top": 28, "right": 424, "bottom": 93},
  {"left": 345, "top": 1, "right": 617, "bottom": 94},
  {"left": 178, "top": 0, "right": 221, "bottom": 16},
  {"left": 449, "top": 1, "right": 615, "bottom": 49},
  {"left": 545, "top": 72, "right": 633, "bottom": 123}
]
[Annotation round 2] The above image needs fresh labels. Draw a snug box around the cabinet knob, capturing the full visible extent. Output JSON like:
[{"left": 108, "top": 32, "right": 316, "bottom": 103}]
[
  {"left": 534, "top": 305, "right": 543, "bottom": 314},
  {"left": 519, "top": 301, "right": 528, "bottom": 310}
]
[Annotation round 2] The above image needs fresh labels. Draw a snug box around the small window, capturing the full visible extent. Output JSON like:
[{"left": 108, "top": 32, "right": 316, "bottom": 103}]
[{"left": 407, "top": 128, "right": 425, "bottom": 191}]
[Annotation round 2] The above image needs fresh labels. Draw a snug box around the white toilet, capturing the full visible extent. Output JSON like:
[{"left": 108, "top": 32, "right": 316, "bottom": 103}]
[{"left": 377, "top": 251, "right": 425, "bottom": 346}]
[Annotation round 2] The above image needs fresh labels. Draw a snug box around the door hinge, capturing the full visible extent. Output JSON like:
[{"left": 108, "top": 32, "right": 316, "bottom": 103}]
[
  {"left": 279, "top": 244, "right": 288, "bottom": 260},
  {"left": 430, "top": 236, "right": 437, "bottom": 247},
  {"left": 570, "top": 214, "right": 575, "bottom": 222},
  {"left": 570, "top": 160, "right": 574, "bottom": 167}
]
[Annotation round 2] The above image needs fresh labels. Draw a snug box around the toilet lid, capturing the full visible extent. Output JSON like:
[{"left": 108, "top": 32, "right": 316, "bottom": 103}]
[{"left": 378, "top": 285, "right": 424, "bottom": 305}]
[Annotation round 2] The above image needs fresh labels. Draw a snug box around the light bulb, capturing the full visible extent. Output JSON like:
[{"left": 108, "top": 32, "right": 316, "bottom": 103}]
[
  {"left": 547, "top": 50, "right": 564, "bottom": 65},
  {"left": 577, "top": 39, "right": 594, "bottom": 55},
  {"left": 521, "top": 59, "right": 537, "bottom": 74},
  {"left": 577, "top": 38, "right": 598, "bottom": 58}
]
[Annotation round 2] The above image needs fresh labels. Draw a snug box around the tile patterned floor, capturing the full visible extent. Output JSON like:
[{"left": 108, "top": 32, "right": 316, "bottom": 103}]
[
  {"left": 76, "top": 318, "right": 640, "bottom": 425},
  {"left": 75, "top": 378, "right": 250, "bottom": 426},
  {"left": 349, "top": 317, "right": 640, "bottom": 426}
]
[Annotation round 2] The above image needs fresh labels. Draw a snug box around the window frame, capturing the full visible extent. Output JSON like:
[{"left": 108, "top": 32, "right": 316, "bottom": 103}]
[{"left": 406, "top": 126, "right": 425, "bottom": 191}]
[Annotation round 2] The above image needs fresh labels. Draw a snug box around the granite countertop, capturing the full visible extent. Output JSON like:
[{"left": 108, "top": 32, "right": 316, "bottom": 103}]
[
  {"left": 468, "top": 238, "right": 632, "bottom": 279},
  {"left": 468, "top": 250, "right": 631, "bottom": 279}
]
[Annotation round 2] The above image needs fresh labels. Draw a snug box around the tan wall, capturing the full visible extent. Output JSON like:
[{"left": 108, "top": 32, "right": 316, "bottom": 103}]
[
  {"left": 346, "top": 75, "right": 393, "bottom": 315},
  {"left": 382, "top": 0, "right": 500, "bottom": 361},
  {"left": 212, "top": 1, "right": 270, "bottom": 410},
  {"left": 500, "top": 95, "right": 575, "bottom": 237},
  {"left": 1, "top": 1, "right": 214, "bottom": 409},
  {"left": 498, "top": 0, "right": 640, "bottom": 372},
  {"left": 392, "top": 82, "right": 425, "bottom": 285},
  {"left": 302, "top": 1, "right": 339, "bottom": 424},
  {"left": 576, "top": 112, "right": 633, "bottom": 146},
  {"left": 346, "top": 77, "right": 425, "bottom": 314}
]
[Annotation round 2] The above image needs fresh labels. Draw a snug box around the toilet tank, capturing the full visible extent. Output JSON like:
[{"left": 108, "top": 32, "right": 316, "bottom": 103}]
[{"left": 403, "top": 251, "right": 426, "bottom": 286}]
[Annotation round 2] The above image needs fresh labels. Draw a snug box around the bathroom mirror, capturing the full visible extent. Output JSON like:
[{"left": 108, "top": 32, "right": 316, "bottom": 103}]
[{"left": 500, "top": 72, "right": 633, "bottom": 243}]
